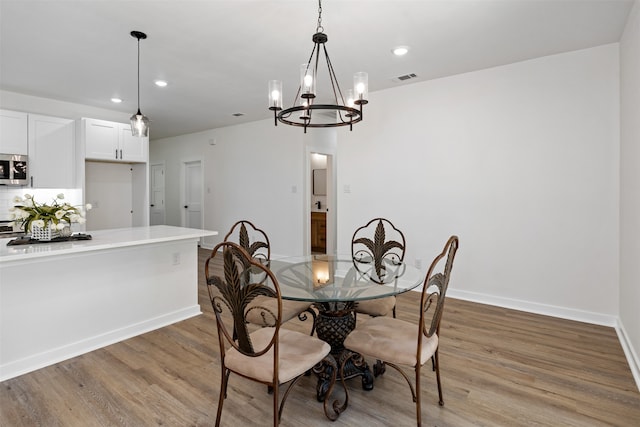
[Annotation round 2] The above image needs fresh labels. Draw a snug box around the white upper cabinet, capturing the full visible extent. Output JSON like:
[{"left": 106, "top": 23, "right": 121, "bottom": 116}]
[
  {"left": 0, "top": 109, "right": 28, "bottom": 154},
  {"left": 81, "top": 118, "right": 148, "bottom": 163},
  {"left": 118, "top": 123, "right": 147, "bottom": 162},
  {"left": 28, "top": 114, "right": 76, "bottom": 188}
]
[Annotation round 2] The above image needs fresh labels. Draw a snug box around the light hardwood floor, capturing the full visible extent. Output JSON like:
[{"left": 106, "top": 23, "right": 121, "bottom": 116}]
[{"left": 1, "top": 248, "right": 639, "bottom": 426}]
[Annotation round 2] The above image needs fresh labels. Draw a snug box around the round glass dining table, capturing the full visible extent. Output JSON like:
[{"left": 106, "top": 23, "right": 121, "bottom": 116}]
[
  {"left": 269, "top": 254, "right": 424, "bottom": 400},
  {"left": 270, "top": 254, "right": 424, "bottom": 304}
]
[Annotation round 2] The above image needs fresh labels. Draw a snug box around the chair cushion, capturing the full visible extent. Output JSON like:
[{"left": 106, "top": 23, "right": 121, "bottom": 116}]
[
  {"left": 245, "top": 296, "right": 312, "bottom": 326},
  {"left": 355, "top": 296, "right": 396, "bottom": 317},
  {"left": 344, "top": 316, "right": 438, "bottom": 367},
  {"left": 225, "top": 327, "right": 331, "bottom": 384}
]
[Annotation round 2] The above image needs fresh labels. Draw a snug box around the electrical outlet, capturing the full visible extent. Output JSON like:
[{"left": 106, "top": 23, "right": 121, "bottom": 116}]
[
  {"left": 415, "top": 258, "right": 422, "bottom": 270},
  {"left": 172, "top": 252, "right": 180, "bottom": 265}
]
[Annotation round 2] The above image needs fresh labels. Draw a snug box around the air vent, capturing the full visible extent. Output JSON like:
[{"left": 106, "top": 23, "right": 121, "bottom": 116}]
[
  {"left": 392, "top": 73, "right": 418, "bottom": 82},
  {"left": 231, "top": 112, "right": 245, "bottom": 117}
]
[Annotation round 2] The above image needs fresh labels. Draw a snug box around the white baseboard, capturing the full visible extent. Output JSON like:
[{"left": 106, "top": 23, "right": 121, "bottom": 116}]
[
  {"left": 0, "top": 306, "right": 201, "bottom": 382},
  {"left": 616, "top": 320, "right": 640, "bottom": 392},
  {"left": 446, "top": 288, "right": 617, "bottom": 326}
]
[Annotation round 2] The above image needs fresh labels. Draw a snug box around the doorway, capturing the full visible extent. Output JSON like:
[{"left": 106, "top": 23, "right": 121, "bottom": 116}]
[
  {"left": 308, "top": 151, "right": 335, "bottom": 254},
  {"left": 150, "top": 163, "right": 166, "bottom": 225},
  {"left": 183, "top": 160, "right": 203, "bottom": 239}
]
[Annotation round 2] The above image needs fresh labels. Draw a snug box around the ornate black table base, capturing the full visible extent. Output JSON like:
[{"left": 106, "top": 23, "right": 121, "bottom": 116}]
[{"left": 311, "top": 309, "right": 374, "bottom": 402}]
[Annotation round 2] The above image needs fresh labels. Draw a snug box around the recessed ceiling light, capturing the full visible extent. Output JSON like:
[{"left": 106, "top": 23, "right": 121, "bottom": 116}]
[
  {"left": 111, "top": 97, "right": 123, "bottom": 103},
  {"left": 392, "top": 46, "right": 410, "bottom": 56},
  {"left": 154, "top": 80, "right": 168, "bottom": 87}
]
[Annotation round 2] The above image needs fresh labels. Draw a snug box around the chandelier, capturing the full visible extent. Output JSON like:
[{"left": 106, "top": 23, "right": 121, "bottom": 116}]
[
  {"left": 268, "top": 0, "right": 368, "bottom": 133},
  {"left": 130, "top": 30, "right": 150, "bottom": 137}
]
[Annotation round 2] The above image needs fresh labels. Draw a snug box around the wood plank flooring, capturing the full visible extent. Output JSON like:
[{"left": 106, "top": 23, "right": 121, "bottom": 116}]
[{"left": 1, "top": 248, "right": 639, "bottom": 426}]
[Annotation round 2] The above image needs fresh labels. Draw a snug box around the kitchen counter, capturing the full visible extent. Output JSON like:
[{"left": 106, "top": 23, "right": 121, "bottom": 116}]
[
  {"left": 0, "top": 225, "right": 212, "bottom": 262},
  {"left": 0, "top": 225, "right": 217, "bottom": 381}
]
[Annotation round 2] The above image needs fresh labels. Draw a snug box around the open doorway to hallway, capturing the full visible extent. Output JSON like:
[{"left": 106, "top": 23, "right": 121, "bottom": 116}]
[{"left": 309, "top": 152, "right": 334, "bottom": 254}]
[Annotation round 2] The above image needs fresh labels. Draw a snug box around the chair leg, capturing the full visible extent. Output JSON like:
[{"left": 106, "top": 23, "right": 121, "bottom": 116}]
[
  {"left": 373, "top": 359, "right": 386, "bottom": 377},
  {"left": 431, "top": 355, "right": 436, "bottom": 371},
  {"left": 215, "top": 368, "right": 229, "bottom": 427},
  {"left": 434, "top": 349, "right": 444, "bottom": 406},
  {"left": 415, "top": 364, "right": 422, "bottom": 427},
  {"left": 272, "top": 383, "right": 279, "bottom": 426}
]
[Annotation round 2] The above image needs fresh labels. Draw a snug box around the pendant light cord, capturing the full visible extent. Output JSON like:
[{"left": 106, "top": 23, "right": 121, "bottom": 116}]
[{"left": 137, "top": 36, "right": 141, "bottom": 113}]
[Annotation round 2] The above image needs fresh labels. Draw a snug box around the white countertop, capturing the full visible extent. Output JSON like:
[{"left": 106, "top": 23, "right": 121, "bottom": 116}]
[{"left": 0, "top": 225, "right": 217, "bottom": 263}]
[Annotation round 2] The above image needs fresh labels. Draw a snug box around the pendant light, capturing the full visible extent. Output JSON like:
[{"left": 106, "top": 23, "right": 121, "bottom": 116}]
[
  {"left": 269, "top": 0, "right": 368, "bottom": 133},
  {"left": 130, "top": 30, "right": 150, "bottom": 137}
]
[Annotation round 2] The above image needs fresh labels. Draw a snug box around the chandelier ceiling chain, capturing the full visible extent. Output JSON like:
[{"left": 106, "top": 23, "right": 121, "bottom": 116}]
[
  {"left": 316, "top": 0, "right": 323, "bottom": 32},
  {"left": 268, "top": 0, "right": 368, "bottom": 133}
]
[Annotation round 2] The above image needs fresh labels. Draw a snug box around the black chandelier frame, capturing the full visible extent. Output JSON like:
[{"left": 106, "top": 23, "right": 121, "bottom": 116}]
[{"left": 269, "top": 0, "right": 367, "bottom": 133}]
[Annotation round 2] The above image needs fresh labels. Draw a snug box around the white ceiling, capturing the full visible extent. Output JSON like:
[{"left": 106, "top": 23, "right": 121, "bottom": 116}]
[{"left": 0, "top": 0, "right": 634, "bottom": 140}]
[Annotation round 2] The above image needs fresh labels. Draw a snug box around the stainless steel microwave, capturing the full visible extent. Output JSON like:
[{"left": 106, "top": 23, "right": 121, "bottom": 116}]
[{"left": 0, "top": 153, "right": 28, "bottom": 185}]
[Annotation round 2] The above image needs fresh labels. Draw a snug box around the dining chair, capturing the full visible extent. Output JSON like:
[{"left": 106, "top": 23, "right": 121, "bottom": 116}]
[
  {"left": 205, "top": 241, "right": 342, "bottom": 426},
  {"left": 343, "top": 235, "right": 459, "bottom": 427},
  {"left": 224, "top": 220, "right": 315, "bottom": 331},
  {"left": 351, "top": 218, "right": 407, "bottom": 319}
]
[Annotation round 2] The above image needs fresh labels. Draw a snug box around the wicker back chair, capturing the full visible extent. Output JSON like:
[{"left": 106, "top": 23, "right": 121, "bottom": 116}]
[
  {"left": 351, "top": 218, "right": 406, "bottom": 318},
  {"left": 224, "top": 220, "right": 314, "bottom": 328},
  {"left": 344, "top": 235, "right": 459, "bottom": 426},
  {"left": 205, "top": 241, "right": 340, "bottom": 426}
]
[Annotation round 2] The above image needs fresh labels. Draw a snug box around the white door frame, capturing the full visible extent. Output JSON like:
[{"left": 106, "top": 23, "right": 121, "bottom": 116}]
[
  {"left": 180, "top": 158, "right": 204, "bottom": 233},
  {"left": 305, "top": 145, "right": 337, "bottom": 255}
]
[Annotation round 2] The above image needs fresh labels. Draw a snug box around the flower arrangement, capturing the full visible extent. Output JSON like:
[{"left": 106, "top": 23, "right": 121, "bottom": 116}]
[{"left": 9, "top": 193, "right": 92, "bottom": 233}]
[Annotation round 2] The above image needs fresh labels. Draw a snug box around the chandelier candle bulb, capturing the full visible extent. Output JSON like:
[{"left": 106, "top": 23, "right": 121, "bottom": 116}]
[
  {"left": 268, "top": 80, "right": 283, "bottom": 126},
  {"left": 345, "top": 89, "right": 355, "bottom": 118},
  {"left": 300, "top": 63, "right": 316, "bottom": 98},
  {"left": 268, "top": 80, "right": 283, "bottom": 109},
  {"left": 354, "top": 72, "right": 369, "bottom": 104},
  {"left": 300, "top": 99, "right": 311, "bottom": 121}
]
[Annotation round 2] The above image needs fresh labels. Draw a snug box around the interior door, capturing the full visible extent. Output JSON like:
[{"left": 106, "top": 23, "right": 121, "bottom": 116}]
[
  {"left": 184, "top": 160, "right": 202, "bottom": 233},
  {"left": 150, "top": 163, "right": 165, "bottom": 225}
]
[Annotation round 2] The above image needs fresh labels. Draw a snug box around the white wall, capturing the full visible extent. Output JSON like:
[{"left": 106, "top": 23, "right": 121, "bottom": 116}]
[
  {"left": 150, "top": 119, "right": 306, "bottom": 254},
  {"left": 619, "top": 0, "right": 640, "bottom": 388},
  {"left": 336, "top": 44, "right": 620, "bottom": 325},
  {"left": 152, "top": 44, "right": 622, "bottom": 329}
]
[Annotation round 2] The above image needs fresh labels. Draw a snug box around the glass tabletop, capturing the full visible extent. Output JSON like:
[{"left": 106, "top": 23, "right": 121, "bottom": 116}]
[{"left": 270, "top": 254, "right": 424, "bottom": 303}]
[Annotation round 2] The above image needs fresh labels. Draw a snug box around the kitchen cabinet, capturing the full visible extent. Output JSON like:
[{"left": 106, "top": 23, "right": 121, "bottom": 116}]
[
  {"left": 311, "top": 211, "right": 326, "bottom": 253},
  {"left": 0, "top": 109, "right": 28, "bottom": 154},
  {"left": 28, "top": 114, "right": 75, "bottom": 188},
  {"left": 80, "top": 118, "right": 147, "bottom": 163},
  {"left": 77, "top": 117, "right": 149, "bottom": 230}
]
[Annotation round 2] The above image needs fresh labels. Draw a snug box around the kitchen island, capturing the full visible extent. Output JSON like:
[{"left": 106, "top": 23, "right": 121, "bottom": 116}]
[{"left": 0, "top": 225, "right": 217, "bottom": 381}]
